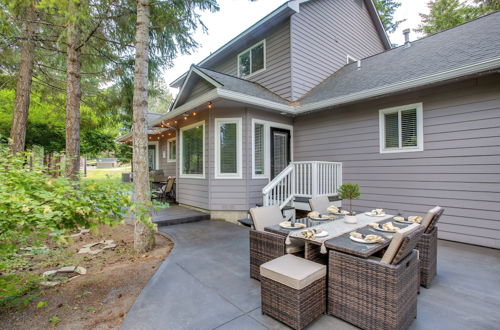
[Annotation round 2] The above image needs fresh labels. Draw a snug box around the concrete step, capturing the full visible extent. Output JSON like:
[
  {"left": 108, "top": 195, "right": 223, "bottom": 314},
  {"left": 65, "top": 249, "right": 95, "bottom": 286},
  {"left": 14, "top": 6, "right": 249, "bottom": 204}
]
[{"left": 152, "top": 205, "right": 210, "bottom": 226}]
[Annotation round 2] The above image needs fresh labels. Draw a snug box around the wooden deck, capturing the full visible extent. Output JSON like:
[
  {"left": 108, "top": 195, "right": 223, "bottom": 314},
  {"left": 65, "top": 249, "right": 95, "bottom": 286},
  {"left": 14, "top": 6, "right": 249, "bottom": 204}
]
[{"left": 152, "top": 204, "right": 210, "bottom": 226}]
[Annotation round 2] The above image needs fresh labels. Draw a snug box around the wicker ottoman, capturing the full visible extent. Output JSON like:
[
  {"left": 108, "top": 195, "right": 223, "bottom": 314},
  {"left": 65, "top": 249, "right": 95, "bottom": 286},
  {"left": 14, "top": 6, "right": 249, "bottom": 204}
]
[
  {"left": 416, "top": 226, "right": 438, "bottom": 288},
  {"left": 260, "top": 254, "right": 326, "bottom": 330}
]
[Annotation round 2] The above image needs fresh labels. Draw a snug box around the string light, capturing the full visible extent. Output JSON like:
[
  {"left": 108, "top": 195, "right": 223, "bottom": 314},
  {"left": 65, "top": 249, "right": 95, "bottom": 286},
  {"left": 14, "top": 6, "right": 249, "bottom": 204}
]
[
  {"left": 193, "top": 112, "right": 197, "bottom": 116},
  {"left": 174, "top": 120, "right": 178, "bottom": 124},
  {"left": 184, "top": 116, "right": 188, "bottom": 120}
]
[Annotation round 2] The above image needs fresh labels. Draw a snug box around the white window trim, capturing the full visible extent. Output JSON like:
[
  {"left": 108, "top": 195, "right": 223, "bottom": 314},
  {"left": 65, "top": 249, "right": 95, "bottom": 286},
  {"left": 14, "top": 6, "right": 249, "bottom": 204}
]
[
  {"left": 215, "top": 117, "right": 242, "bottom": 179},
  {"left": 148, "top": 141, "right": 160, "bottom": 170},
  {"left": 237, "top": 39, "right": 266, "bottom": 78},
  {"left": 179, "top": 120, "right": 205, "bottom": 179},
  {"left": 167, "top": 137, "right": 176, "bottom": 163},
  {"left": 251, "top": 119, "right": 293, "bottom": 180},
  {"left": 379, "top": 102, "right": 424, "bottom": 154}
]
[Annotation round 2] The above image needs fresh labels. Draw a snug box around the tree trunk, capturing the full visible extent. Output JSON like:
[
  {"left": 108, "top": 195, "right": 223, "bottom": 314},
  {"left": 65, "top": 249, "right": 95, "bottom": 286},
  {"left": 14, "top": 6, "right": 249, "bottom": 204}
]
[
  {"left": 65, "top": 8, "right": 82, "bottom": 180},
  {"left": 132, "top": 0, "right": 155, "bottom": 253},
  {"left": 10, "top": 2, "right": 37, "bottom": 154}
]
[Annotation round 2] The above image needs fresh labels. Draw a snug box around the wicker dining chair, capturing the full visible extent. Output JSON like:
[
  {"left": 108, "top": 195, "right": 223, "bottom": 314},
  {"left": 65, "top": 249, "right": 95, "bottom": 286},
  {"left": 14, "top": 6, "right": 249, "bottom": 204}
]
[
  {"left": 328, "top": 223, "right": 423, "bottom": 330},
  {"left": 416, "top": 206, "right": 444, "bottom": 288},
  {"left": 249, "top": 206, "right": 304, "bottom": 280},
  {"left": 308, "top": 196, "right": 330, "bottom": 214}
]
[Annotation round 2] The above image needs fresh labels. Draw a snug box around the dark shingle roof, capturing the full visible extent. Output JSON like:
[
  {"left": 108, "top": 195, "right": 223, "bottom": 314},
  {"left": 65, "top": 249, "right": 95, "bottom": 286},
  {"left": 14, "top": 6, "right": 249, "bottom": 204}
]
[
  {"left": 299, "top": 11, "right": 500, "bottom": 105},
  {"left": 195, "top": 66, "right": 289, "bottom": 105}
]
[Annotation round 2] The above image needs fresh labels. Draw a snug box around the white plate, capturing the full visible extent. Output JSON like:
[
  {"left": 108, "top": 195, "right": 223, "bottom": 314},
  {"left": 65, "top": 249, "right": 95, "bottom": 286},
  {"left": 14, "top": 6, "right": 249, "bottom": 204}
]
[
  {"left": 364, "top": 212, "right": 386, "bottom": 217},
  {"left": 310, "top": 216, "right": 333, "bottom": 221},
  {"left": 315, "top": 231, "right": 329, "bottom": 238},
  {"left": 372, "top": 226, "right": 398, "bottom": 233},
  {"left": 349, "top": 236, "right": 378, "bottom": 244},
  {"left": 393, "top": 218, "right": 414, "bottom": 224},
  {"left": 279, "top": 222, "right": 306, "bottom": 229}
]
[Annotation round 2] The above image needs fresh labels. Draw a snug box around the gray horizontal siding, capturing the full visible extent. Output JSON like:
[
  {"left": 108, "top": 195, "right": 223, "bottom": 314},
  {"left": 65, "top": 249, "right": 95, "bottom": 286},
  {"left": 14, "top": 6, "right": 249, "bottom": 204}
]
[
  {"left": 158, "top": 135, "right": 176, "bottom": 177},
  {"left": 290, "top": 0, "right": 385, "bottom": 100},
  {"left": 208, "top": 107, "right": 248, "bottom": 210},
  {"left": 210, "top": 21, "right": 292, "bottom": 100},
  {"left": 176, "top": 112, "right": 209, "bottom": 210},
  {"left": 293, "top": 75, "right": 500, "bottom": 248}
]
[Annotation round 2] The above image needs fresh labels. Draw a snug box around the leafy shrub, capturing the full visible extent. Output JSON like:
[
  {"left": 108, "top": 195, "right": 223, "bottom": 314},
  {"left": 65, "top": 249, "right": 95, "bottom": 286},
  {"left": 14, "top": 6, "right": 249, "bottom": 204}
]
[{"left": 0, "top": 142, "right": 133, "bottom": 306}]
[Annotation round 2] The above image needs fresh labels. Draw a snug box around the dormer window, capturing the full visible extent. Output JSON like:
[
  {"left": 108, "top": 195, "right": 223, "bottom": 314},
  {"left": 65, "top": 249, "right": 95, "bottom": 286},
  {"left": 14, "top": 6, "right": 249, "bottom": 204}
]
[{"left": 238, "top": 40, "right": 266, "bottom": 78}]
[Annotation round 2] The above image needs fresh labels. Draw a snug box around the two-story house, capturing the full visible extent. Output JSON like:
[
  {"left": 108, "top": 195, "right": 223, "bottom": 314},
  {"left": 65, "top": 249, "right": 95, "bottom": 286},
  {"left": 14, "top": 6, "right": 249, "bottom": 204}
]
[{"left": 119, "top": 0, "right": 500, "bottom": 249}]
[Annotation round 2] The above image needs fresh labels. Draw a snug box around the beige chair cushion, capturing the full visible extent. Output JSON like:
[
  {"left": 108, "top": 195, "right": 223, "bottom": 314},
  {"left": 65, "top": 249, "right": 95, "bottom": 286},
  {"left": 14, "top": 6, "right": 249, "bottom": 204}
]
[
  {"left": 286, "top": 239, "right": 305, "bottom": 254},
  {"left": 420, "top": 206, "right": 441, "bottom": 232},
  {"left": 381, "top": 223, "right": 420, "bottom": 264},
  {"left": 309, "top": 196, "right": 330, "bottom": 214},
  {"left": 260, "top": 254, "right": 326, "bottom": 290},
  {"left": 250, "top": 206, "right": 284, "bottom": 231}
]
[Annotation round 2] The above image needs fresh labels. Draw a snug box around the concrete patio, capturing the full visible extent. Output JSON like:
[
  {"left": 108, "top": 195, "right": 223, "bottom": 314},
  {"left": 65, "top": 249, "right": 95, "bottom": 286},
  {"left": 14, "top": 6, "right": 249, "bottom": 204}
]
[{"left": 122, "top": 220, "right": 500, "bottom": 330}]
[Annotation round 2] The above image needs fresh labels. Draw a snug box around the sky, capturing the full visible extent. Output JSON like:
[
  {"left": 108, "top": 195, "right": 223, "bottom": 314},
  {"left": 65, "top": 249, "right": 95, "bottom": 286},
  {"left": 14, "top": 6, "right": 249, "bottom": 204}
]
[{"left": 164, "top": 0, "right": 430, "bottom": 95}]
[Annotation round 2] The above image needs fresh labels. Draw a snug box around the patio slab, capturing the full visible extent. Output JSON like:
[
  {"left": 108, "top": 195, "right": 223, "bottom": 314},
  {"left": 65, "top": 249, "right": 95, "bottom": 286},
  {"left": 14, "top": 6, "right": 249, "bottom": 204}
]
[
  {"left": 152, "top": 204, "right": 210, "bottom": 226},
  {"left": 122, "top": 220, "right": 500, "bottom": 330}
]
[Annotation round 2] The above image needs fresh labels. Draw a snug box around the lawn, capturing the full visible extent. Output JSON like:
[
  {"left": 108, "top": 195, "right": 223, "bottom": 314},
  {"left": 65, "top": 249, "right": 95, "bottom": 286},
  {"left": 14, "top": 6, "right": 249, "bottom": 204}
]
[{"left": 82, "top": 166, "right": 131, "bottom": 184}]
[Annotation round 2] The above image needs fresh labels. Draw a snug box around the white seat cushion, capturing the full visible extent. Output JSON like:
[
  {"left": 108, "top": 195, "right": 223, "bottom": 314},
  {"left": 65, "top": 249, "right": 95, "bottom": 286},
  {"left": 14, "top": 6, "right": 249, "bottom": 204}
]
[
  {"left": 250, "top": 206, "right": 284, "bottom": 231},
  {"left": 309, "top": 196, "right": 330, "bottom": 214},
  {"left": 260, "top": 254, "right": 326, "bottom": 290},
  {"left": 381, "top": 223, "right": 420, "bottom": 264},
  {"left": 420, "top": 206, "right": 441, "bottom": 232}
]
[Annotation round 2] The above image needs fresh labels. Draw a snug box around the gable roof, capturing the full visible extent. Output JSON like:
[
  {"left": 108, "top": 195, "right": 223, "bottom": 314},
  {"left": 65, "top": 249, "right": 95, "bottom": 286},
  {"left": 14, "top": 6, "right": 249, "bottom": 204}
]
[
  {"left": 299, "top": 11, "right": 500, "bottom": 110},
  {"left": 170, "top": 0, "right": 390, "bottom": 87},
  {"left": 149, "top": 11, "right": 500, "bottom": 129}
]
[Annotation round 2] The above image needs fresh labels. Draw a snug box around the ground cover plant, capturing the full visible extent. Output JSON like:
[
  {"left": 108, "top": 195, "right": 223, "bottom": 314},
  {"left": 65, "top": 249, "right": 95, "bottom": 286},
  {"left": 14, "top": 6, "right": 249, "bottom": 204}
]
[{"left": 0, "top": 142, "right": 133, "bottom": 307}]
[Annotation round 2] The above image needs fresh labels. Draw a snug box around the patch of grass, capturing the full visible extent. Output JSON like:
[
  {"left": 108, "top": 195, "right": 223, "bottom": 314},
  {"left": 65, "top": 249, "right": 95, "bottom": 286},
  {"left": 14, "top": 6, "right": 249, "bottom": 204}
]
[{"left": 82, "top": 166, "right": 131, "bottom": 184}]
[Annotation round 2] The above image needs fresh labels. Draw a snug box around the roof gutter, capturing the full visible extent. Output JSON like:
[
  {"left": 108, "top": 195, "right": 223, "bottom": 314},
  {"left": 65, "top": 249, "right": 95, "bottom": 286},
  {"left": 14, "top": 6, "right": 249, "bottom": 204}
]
[
  {"left": 170, "top": 1, "right": 299, "bottom": 87},
  {"left": 296, "top": 57, "right": 500, "bottom": 113}
]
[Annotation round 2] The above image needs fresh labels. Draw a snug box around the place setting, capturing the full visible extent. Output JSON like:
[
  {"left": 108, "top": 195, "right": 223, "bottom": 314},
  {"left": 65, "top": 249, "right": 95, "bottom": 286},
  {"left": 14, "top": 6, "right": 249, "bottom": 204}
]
[{"left": 349, "top": 231, "right": 385, "bottom": 244}]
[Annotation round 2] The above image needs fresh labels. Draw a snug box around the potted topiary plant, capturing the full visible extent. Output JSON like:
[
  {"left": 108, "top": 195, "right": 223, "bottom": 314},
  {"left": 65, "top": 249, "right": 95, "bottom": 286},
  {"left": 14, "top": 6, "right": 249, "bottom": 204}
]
[{"left": 338, "top": 183, "right": 361, "bottom": 224}]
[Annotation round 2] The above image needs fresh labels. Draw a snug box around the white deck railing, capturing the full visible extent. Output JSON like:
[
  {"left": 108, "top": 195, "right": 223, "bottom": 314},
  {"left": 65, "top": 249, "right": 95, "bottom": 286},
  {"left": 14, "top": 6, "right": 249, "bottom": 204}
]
[{"left": 262, "top": 161, "right": 342, "bottom": 209}]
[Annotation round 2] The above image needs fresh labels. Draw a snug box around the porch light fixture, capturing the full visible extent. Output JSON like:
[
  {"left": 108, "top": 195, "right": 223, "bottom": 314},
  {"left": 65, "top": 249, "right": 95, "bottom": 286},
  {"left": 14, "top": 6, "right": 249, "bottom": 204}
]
[{"left": 208, "top": 101, "right": 213, "bottom": 109}]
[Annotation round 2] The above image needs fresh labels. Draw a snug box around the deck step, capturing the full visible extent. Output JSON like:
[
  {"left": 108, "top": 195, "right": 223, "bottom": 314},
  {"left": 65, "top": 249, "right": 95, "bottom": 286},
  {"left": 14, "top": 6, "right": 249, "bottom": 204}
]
[{"left": 152, "top": 205, "right": 210, "bottom": 226}]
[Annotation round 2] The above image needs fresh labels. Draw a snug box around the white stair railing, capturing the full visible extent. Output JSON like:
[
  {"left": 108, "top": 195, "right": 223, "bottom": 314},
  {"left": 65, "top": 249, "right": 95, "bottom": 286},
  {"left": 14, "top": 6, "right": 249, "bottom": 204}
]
[
  {"left": 262, "top": 164, "right": 295, "bottom": 209},
  {"left": 262, "top": 161, "right": 342, "bottom": 209}
]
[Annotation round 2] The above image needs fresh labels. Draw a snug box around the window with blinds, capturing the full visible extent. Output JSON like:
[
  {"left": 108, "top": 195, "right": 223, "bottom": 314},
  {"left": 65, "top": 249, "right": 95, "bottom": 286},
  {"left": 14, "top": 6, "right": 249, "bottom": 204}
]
[
  {"left": 180, "top": 122, "right": 205, "bottom": 177},
  {"left": 379, "top": 103, "right": 423, "bottom": 153},
  {"left": 167, "top": 139, "right": 176, "bottom": 162},
  {"left": 215, "top": 118, "right": 242, "bottom": 178},
  {"left": 254, "top": 123, "right": 265, "bottom": 176}
]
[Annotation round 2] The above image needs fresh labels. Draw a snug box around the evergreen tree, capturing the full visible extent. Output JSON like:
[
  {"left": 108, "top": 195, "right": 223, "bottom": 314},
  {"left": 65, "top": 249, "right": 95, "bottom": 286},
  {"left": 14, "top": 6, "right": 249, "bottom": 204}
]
[
  {"left": 374, "top": 0, "right": 405, "bottom": 33},
  {"left": 417, "top": 0, "right": 500, "bottom": 35}
]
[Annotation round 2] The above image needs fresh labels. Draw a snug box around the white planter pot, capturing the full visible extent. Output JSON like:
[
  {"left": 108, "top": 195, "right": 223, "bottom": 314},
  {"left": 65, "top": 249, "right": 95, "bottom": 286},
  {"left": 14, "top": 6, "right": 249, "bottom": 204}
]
[{"left": 344, "top": 214, "right": 358, "bottom": 224}]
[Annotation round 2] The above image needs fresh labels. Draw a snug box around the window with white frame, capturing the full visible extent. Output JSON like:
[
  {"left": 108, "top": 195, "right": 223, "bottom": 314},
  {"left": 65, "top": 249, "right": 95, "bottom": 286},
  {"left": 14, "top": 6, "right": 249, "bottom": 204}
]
[
  {"left": 238, "top": 40, "right": 266, "bottom": 78},
  {"left": 215, "top": 118, "right": 242, "bottom": 179},
  {"left": 253, "top": 121, "right": 266, "bottom": 177},
  {"left": 180, "top": 121, "right": 205, "bottom": 178},
  {"left": 379, "top": 103, "right": 423, "bottom": 153},
  {"left": 167, "top": 138, "right": 176, "bottom": 162}
]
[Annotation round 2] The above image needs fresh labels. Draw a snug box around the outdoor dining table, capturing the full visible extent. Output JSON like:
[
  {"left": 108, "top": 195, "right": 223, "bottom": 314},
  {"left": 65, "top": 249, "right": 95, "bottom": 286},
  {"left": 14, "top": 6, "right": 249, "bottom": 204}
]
[{"left": 264, "top": 213, "right": 413, "bottom": 261}]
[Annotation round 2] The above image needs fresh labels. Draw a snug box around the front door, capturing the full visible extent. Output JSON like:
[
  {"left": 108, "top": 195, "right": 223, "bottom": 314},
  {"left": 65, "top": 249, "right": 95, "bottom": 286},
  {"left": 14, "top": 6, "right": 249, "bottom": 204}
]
[
  {"left": 270, "top": 127, "right": 291, "bottom": 179},
  {"left": 148, "top": 145, "right": 156, "bottom": 171}
]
